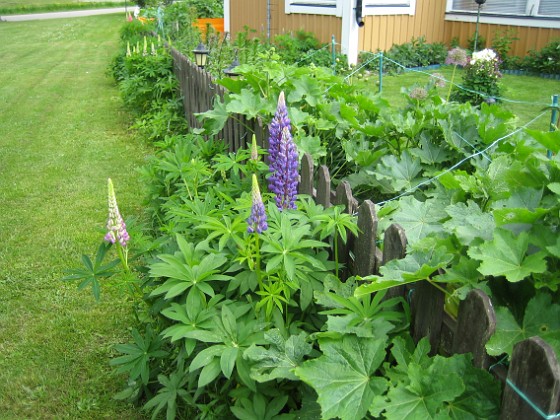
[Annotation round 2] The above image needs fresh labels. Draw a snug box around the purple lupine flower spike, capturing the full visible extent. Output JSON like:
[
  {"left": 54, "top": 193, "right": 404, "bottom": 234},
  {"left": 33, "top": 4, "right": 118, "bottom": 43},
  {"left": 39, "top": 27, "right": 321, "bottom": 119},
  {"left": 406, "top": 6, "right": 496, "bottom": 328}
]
[
  {"left": 104, "top": 178, "right": 130, "bottom": 247},
  {"left": 247, "top": 174, "right": 268, "bottom": 234},
  {"left": 268, "top": 91, "right": 291, "bottom": 188},
  {"left": 270, "top": 127, "right": 299, "bottom": 210},
  {"left": 268, "top": 92, "right": 299, "bottom": 210}
]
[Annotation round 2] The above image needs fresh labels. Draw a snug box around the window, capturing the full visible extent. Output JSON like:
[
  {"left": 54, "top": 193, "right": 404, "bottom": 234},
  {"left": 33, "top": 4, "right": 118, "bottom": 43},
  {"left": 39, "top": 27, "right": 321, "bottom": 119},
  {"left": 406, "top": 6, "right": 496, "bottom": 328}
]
[
  {"left": 285, "top": 0, "right": 416, "bottom": 16},
  {"left": 446, "top": 0, "right": 560, "bottom": 28}
]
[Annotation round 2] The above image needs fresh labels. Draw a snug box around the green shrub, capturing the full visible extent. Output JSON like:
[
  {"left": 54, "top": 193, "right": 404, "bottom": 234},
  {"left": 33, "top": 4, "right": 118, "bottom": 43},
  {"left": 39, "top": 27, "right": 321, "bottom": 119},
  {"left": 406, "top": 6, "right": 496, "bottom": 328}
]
[
  {"left": 452, "top": 48, "right": 502, "bottom": 105},
  {"left": 359, "top": 37, "right": 447, "bottom": 73},
  {"left": 523, "top": 39, "right": 560, "bottom": 74}
]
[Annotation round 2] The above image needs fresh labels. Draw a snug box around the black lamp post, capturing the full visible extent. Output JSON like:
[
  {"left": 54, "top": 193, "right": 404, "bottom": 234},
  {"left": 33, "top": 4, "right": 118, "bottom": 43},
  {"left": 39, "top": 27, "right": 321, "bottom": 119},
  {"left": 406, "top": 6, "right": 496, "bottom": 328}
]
[
  {"left": 192, "top": 42, "right": 209, "bottom": 69},
  {"left": 224, "top": 55, "right": 240, "bottom": 78},
  {"left": 473, "top": 0, "right": 486, "bottom": 52}
]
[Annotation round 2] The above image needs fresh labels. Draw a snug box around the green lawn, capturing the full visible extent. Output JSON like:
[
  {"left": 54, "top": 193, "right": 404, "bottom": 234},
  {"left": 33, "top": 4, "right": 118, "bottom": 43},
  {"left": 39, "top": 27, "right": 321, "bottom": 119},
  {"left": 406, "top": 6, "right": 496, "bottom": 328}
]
[
  {"left": 358, "top": 66, "right": 560, "bottom": 132},
  {"left": 0, "top": 15, "right": 147, "bottom": 419}
]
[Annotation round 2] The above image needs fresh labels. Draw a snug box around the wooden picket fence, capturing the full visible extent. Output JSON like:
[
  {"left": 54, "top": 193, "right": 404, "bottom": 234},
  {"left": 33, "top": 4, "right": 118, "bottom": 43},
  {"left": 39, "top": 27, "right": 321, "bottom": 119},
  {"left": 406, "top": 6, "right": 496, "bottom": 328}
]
[
  {"left": 170, "top": 48, "right": 267, "bottom": 153},
  {"left": 170, "top": 49, "right": 560, "bottom": 420}
]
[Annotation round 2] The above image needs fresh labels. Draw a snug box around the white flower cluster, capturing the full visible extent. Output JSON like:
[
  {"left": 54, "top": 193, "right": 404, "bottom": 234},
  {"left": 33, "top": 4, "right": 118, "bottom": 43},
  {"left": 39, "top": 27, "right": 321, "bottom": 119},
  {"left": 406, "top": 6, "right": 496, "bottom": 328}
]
[{"left": 470, "top": 48, "right": 498, "bottom": 65}]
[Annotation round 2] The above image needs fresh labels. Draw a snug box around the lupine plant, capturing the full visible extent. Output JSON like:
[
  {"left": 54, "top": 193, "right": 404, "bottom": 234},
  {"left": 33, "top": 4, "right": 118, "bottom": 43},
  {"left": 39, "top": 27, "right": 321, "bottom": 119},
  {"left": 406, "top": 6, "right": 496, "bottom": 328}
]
[
  {"left": 267, "top": 92, "right": 299, "bottom": 210},
  {"left": 104, "top": 178, "right": 130, "bottom": 271}
]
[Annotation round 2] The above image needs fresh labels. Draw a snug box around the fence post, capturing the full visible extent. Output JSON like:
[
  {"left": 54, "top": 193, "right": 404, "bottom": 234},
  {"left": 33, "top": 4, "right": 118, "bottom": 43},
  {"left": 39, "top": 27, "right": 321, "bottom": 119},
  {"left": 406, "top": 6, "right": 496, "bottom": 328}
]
[
  {"left": 378, "top": 52, "right": 383, "bottom": 94},
  {"left": 500, "top": 337, "right": 560, "bottom": 420},
  {"left": 334, "top": 181, "right": 357, "bottom": 280},
  {"left": 551, "top": 94, "right": 559, "bottom": 131},
  {"left": 299, "top": 153, "right": 315, "bottom": 197},
  {"left": 411, "top": 280, "right": 445, "bottom": 355},
  {"left": 548, "top": 94, "right": 559, "bottom": 158},
  {"left": 381, "top": 224, "right": 407, "bottom": 299},
  {"left": 352, "top": 200, "right": 379, "bottom": 277},
  {"left": 332, "top": 35, "right": 336, "bottom": 73},
  {"left": 317, "top": 165, "right": 331, "bottom": 208},
  {"left": 452, "top": 289, "right": 496, "bottom": 369}
]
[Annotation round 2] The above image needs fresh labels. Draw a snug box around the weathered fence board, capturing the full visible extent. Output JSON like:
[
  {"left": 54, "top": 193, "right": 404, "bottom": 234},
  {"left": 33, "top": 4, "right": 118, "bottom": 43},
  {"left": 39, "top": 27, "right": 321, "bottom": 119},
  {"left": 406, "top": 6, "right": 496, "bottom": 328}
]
[
  {"left": 381, "top": 224, "right": 407, "bottom": 300},
  {"left": 452, "top": 289, "right": 496, "bottom": 369},
  {"left": 353, "top": 200, "right": 379, "bottom": 277},
  {"left": 501, "top": 337, "right": 560, "bottom": 420}
]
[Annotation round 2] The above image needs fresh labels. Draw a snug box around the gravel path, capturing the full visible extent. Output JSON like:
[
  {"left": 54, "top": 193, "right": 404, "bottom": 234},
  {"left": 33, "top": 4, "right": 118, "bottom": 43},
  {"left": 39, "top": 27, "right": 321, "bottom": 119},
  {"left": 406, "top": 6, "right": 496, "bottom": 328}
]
[{"left": 2, "top": 7, "right": 128, "bottom": 21}]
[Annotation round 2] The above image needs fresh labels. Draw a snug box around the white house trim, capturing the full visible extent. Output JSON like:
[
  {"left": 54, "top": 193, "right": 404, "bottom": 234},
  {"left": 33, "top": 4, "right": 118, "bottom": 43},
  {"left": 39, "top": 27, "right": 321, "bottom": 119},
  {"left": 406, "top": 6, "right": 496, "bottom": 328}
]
[
  {"left": 285, "top": 1, "right": 342, "bottom": 16},
  {"left": 445, "top": 13, "right": 560, "bottom": 29},
  {"left": 224, "top": 0, "right": 230, "bottom": 33},
  {"left": 341, "top": 0, "right": 361, "bottom": 65},
  {"left": 363, "top": 0, "right": 416, "bottom": 16},
  {"left": 445, "top": 0, "right": 560, "bottom": 28}
]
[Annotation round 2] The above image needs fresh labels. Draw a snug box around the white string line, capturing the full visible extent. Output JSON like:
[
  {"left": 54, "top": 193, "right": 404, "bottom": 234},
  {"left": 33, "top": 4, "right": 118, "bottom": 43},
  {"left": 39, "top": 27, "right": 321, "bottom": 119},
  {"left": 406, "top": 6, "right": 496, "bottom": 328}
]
[
  {"left": 374, "top": 110, "right": 549, "bottom": 206},
  {"left": 380, "top": 55, "right": 552, "bottom": 107}
]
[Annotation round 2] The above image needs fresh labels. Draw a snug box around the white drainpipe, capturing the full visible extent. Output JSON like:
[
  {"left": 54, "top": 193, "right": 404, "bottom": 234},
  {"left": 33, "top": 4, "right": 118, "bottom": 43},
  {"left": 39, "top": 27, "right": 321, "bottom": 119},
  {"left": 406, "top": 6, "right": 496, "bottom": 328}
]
[{"left": 340, "top": 0, "right": 361, "bottom": 65}]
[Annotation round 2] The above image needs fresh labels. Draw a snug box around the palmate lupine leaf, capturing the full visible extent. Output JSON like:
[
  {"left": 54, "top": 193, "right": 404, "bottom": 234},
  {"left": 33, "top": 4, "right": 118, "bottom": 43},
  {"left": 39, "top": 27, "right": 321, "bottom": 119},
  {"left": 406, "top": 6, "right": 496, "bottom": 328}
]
[
  {"left": 149, "top": 235, "right": 231, "bottom": 300},
  {"left": 295, "top": 336, "right": 387, "bottom": 420},
  {"left": 62, "top": 241, "right": 120, "bottom": 301},
  {"left": 468, "top": 228, "right": 547, "bottom": 282},
  {"left": 144, "top": 369, "right": 193, "bottom": 420},
  {"left": 110, "top": 326, "right": 168, "bottom": 385},
  {"left": 486, "top": 293, "right": 560, "bottom": 357}
]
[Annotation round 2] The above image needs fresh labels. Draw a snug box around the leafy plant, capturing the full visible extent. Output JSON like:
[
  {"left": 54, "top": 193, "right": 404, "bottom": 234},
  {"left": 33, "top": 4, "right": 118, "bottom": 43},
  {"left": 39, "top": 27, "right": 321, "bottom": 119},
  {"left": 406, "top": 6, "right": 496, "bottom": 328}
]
[{"left": 62, "top": 242, "right": 120, "bottom": 301}]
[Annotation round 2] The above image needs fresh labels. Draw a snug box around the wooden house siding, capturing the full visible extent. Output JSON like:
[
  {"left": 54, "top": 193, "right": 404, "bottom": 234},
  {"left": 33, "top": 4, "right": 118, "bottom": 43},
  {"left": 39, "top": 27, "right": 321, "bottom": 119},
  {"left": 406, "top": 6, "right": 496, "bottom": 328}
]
[
  {"left": 228, "top": 1, "right": 560, "bottom": 61},
  {"left": 443, "top": 21, "right": 560, "bottom": 57},
  {"left": 359, "top": 0, "right": 447, "bottom": 52},
  {"left": 229, "top": 0, "right": 341, "bottom": 45},
  {"left": 229, "top": 0, "right": 268, "bottom": 38},
  {"left": 274, "top": 13, "right": 342, "bottom": 45}
]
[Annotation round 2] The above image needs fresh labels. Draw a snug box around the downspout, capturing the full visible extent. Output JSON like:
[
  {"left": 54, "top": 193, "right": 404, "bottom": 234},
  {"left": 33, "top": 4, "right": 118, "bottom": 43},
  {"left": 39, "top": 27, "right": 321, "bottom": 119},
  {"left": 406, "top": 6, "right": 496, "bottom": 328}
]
[{"left": 341, "top": 0, "right": 363, "bottom": 65}]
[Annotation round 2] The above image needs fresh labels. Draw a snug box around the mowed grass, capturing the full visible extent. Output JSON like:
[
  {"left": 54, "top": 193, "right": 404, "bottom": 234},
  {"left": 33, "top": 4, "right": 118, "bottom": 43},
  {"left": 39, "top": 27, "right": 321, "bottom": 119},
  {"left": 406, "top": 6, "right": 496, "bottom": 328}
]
[
  {"left": 0, "top": 15, "right": 147, "bottom": 419},
  {"left": 375, "top": 66, "right": 560, "bottom": 132}
]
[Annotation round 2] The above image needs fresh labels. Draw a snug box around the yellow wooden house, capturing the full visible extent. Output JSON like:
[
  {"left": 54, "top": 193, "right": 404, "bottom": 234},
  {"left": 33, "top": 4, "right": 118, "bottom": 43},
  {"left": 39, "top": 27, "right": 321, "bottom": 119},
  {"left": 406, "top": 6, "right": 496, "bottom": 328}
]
[{"left": 223, "top": 0, "right": 560, "bottom": 63}]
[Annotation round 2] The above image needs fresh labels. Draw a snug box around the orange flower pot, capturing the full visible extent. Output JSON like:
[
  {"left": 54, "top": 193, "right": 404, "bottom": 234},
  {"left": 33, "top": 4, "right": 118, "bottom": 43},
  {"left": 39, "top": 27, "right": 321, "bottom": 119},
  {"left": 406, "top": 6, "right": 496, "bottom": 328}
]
[{"left": 193, "top": 18, "right": 224, "bottom": 35}]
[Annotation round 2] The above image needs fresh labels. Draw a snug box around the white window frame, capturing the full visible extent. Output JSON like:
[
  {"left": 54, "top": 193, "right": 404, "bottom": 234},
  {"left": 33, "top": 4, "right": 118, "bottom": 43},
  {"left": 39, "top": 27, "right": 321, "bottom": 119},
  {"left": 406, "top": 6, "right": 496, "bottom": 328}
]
[
  {"left": 445, "top": 0, "right": 560, "bottom": 29},
  {"left": 285, "top": 0, "right": 342, "bottom": 16},
  {"left": 363, "top": 0, "right": 416, "bottom": 16},
  {"left": 285, "top": 0, "right": 416, "bottom": 17}
]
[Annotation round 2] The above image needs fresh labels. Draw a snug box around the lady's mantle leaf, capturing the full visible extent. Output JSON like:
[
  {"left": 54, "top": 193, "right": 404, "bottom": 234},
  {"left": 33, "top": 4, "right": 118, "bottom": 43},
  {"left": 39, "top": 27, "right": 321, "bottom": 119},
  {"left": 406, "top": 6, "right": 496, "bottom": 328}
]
[
  {"left": 294, "top": 336, "right": 387, "bottom": 420},
  {"left": 373, "top": 356, "right": 464, "bottom": 419},
  {"left": 355, "top": 238, "right": 453, "bottom": 296},
  {"left": 468, "top": 228, "right": 546, "bottom": 282},
  {"left": 390, "top": 196, "right": 446, "bottom": 244},
  {"left": 244, "top": 329, "right": 312, "bottom": 382},
  {"left": 486, "top": 293, "right": 560, "bottom": 357},
  {"left": 443, "top": 201, "right": 494, "bottom": 245}
]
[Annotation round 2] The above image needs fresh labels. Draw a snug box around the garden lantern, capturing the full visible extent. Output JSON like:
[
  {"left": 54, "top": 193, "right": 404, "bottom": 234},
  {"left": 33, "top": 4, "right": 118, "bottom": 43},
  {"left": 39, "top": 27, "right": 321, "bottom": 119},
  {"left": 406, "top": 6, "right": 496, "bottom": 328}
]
[
  {"left": 192, "top": 42, "right": 209, "bottom": 69},
  {"left": 473, "top": 0, "right": 486, "bottom": 52},
  {"left": 224, "top": 55, "right": 240, "bottom": 78}
]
